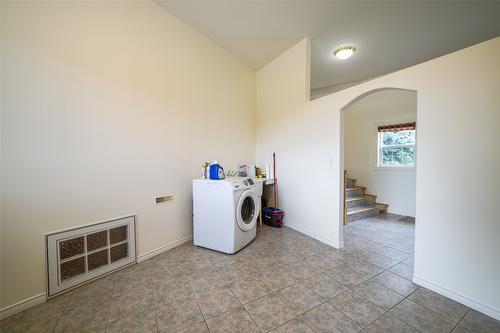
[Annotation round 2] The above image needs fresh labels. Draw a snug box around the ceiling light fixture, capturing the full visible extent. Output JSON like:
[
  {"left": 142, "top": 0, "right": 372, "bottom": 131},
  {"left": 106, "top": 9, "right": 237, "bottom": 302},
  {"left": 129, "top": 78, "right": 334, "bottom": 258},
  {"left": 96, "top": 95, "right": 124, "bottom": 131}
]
[{"left": 333, "top": 45, "right": 356, "bottom": 60}]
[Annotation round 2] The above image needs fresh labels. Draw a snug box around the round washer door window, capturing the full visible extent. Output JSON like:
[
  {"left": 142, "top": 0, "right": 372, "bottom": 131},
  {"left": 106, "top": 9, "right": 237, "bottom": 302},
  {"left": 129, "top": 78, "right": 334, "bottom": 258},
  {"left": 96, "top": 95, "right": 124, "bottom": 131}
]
[{"left": 236, "top": 190, "right": 260, "bottom": 231}]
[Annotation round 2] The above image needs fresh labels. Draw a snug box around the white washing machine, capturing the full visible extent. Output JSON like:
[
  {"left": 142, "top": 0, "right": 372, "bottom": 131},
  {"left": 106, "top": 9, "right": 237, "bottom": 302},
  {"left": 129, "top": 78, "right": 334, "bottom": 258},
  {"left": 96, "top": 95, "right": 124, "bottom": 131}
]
[{"left": 193, "top": 178, "right": 260, "bottom": 254}]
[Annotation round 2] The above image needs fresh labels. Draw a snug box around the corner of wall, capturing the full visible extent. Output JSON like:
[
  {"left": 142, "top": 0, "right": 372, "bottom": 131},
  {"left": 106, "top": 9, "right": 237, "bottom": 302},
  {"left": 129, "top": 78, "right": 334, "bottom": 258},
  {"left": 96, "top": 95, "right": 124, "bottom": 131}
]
[{"left": 304, "top": 38, "right": 311, "bottom": 102}]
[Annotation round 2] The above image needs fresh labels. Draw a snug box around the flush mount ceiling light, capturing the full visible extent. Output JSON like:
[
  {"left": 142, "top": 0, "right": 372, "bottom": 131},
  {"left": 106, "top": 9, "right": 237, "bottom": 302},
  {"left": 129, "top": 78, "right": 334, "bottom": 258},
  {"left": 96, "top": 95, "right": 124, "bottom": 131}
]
[{"left": 333, "top": 45, "right": 356, "bottom": 60}]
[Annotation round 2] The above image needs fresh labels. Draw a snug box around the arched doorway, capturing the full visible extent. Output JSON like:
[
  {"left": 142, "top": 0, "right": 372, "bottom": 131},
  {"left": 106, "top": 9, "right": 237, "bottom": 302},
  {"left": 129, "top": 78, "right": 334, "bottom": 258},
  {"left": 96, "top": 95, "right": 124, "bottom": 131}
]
[{"left": 339, "top": 87, "right": 417, "bottom": 275}]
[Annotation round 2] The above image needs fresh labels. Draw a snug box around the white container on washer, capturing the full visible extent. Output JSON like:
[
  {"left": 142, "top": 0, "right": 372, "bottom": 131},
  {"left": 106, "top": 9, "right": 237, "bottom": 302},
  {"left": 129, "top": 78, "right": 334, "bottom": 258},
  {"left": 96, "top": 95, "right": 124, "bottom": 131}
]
[{"left": 247, "top": 165, "right": 256, "bottom": 177}]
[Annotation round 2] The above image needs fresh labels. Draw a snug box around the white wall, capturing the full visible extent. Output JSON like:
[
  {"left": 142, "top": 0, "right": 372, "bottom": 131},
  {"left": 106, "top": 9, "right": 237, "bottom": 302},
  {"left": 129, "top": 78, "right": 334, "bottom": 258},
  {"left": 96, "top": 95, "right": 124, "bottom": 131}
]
[
  {"left": 0, "top": 1, "right": 256, "bottom": 309},
  {"left": 344, "top": 89, "right": 416, "bottom": 217},
  {"left": 257, "top": 40, "right": 343, "bottom": 247},
  {"left": 256, "top": 37, "right": 500, "bottom": 319}
]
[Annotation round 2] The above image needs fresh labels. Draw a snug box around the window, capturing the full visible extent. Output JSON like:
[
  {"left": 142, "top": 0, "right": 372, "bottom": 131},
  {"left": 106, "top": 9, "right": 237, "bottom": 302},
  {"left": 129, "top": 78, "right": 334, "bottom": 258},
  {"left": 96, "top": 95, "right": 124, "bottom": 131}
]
[{"left": 377, "top": 122, "right": 416, "bottom": 167}]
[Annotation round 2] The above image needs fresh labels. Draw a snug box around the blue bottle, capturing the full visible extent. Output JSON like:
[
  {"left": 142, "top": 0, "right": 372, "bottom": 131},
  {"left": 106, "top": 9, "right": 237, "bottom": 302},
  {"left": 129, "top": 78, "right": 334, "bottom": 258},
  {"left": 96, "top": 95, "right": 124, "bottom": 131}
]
[{"left": 209, "top": 161, "right": 225, "bottom": 180}]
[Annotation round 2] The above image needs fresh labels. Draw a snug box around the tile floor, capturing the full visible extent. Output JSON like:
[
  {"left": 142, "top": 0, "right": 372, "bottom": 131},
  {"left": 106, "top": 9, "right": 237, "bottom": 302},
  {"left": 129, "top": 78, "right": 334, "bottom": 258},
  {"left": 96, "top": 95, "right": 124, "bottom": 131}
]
[{"left": 2, "top": 213, "right": 500, "bottom": 332}]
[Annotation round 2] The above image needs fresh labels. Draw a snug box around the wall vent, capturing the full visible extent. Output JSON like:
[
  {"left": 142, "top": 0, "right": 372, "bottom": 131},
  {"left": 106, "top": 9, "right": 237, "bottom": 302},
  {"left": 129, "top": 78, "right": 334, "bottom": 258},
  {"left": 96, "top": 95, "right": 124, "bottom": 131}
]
[{"left": 45, "top": 215, "right": 136, "bottom": 297}]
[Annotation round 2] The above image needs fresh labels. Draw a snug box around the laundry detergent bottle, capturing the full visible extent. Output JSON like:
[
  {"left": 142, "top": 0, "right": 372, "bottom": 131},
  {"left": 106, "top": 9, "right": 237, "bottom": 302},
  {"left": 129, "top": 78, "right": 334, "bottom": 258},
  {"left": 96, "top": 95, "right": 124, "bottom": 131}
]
[{"left": 209, "top": 161, "right": 225, "bottom": 180}]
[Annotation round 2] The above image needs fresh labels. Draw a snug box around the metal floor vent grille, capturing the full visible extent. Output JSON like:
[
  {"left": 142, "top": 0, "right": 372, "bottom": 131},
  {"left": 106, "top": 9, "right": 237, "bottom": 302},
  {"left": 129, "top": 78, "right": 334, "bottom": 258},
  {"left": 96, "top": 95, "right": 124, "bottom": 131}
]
[{"left": 45, "top": 215, "right": 136, "bottom": 297}]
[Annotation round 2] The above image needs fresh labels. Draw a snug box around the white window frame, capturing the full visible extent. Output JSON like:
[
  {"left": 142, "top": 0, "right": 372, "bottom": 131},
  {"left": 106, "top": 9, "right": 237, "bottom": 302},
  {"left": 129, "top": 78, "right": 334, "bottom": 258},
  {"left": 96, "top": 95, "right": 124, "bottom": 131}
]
[{"left": 375, "top": 125, "right": 416, "bottom": 170}]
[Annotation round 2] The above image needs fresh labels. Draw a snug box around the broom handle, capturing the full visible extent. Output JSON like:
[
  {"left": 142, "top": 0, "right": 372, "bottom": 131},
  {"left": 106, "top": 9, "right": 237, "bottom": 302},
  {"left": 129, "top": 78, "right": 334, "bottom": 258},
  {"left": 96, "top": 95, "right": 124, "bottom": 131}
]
[{"left": 273, "top": 152, "right": 277, "bottom": 209}]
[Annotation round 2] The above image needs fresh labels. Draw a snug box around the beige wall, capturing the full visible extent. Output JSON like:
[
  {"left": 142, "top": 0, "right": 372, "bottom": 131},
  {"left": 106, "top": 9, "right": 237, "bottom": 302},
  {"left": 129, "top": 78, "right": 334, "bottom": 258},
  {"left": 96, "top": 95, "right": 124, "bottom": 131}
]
[
  {"left": 1, "top": 1, "right": 256, "bottom": 309},
  {"left": 344, "top": 89, "right": 417, "bottom": 217},
  {"left": 256, "top": 37, "right": 500, "bottom": 319}
]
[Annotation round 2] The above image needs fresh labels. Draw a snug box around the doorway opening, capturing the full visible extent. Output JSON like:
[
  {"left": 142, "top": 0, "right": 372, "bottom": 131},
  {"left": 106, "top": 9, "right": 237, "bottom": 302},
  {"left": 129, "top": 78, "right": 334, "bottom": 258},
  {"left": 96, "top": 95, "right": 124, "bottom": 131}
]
[{"left": 339, "top": 88, "right": 417, "bottom": 280}]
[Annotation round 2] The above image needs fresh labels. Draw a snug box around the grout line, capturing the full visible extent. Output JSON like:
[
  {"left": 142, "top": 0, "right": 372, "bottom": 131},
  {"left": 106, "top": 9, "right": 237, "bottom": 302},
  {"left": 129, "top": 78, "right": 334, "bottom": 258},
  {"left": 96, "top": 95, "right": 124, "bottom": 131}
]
[
  {"left": 403, "top": 291, "right": 471, "bottom": 329},
  {"left": 149, "top": 287, "right": 159, "bottom": 333},
  {"left": 102, "top": 282, "right": 115, "bottom": 333},
  {"left": 449, "top": 309, "right": 470, "bottom": 333},
  {"left": 331, "top": 289, "right": 388, "bottom": 328},
  {"left": 30, "top": 216, "right": 431, "bottom": 333},
  {"left": 51, "top": 291, "right": 73, "bottom": 333},
  {"left": 365, "top": 289, "right": 418, "bottom": 331},
  {"left": 188, "top": 279, "right": 213, "bottom": 332}
]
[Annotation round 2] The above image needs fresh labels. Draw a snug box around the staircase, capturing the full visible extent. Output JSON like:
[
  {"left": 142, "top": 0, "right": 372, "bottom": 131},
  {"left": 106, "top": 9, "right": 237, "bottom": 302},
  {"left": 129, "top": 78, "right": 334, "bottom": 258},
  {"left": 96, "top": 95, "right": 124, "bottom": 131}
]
[{"left": 344, "top": 174, "right": 388, "bottom": 223}]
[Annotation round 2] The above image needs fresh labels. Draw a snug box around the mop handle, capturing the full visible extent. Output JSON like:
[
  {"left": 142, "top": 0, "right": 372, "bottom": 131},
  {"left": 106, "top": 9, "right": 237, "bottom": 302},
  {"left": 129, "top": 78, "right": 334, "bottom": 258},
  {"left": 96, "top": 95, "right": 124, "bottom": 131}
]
[{"left": 273, "top": 152, "right": 277, "bottom": 210}]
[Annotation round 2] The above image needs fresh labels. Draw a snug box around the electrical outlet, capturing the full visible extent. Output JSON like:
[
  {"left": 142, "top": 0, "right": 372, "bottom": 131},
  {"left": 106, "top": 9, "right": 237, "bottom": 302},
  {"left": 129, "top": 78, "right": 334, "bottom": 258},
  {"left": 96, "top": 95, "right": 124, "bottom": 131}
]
[{"left": 155, "top": 194, "right": 174, "bottom": 204}]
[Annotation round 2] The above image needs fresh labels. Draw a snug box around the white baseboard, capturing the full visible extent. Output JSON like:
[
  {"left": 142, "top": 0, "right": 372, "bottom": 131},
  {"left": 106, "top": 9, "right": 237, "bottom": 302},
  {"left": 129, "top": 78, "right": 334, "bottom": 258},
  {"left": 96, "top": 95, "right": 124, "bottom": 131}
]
[
  {"left": 413, "top": 275, "right": 500, "bottom": 321},
  {"left": 387, "top": 209, "right": 415, "bottom": 218},
  {"left": 138, "top": 235, "right": 192, "bottom": 263},
  {"left": 0, "top": 292, "right": 46, "bottom": 320},
  {"left": 284, "top": 222, "right": 344, "bottom": 249},
  {"left": 1, "top": 235, "right": 192, "bottom": 321}
]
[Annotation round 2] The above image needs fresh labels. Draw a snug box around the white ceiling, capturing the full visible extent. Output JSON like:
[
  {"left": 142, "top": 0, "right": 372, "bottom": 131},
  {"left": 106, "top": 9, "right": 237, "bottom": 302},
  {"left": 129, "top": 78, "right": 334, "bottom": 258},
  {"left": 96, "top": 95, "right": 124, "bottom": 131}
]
[{"left": 155, "top": 1, "right": 500, "bottom": 91}]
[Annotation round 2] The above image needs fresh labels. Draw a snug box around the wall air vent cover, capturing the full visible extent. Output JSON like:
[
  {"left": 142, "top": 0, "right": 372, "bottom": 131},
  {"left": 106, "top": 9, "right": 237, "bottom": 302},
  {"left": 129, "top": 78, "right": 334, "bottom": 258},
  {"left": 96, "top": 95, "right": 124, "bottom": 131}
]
[{"left": 45, "top": 215, "right": 136, "bottom": 297}]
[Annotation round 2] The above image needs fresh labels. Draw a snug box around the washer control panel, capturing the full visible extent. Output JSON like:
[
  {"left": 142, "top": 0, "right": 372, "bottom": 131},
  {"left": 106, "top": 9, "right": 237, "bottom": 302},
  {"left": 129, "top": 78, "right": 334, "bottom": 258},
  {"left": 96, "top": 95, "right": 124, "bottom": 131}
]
[{"left": 233, "top": 178, "right": 255, "bottom": 190}]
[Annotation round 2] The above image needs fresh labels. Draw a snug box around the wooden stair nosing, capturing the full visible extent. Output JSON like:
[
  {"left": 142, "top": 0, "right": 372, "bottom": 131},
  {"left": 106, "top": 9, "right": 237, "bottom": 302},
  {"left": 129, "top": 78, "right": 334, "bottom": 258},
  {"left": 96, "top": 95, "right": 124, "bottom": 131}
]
[
  {"left": 345, "top": 194, "right": 377, "bottom": 203},
  {"left": 375, "top": 202, "right": 389, "bottom": 211},
  {"left": 345, "top": 186, "right": 365, "bottom": 192},
  {"left": 347, "top": 203, "right": 388, "bottom": 215},
  {"left": 345, "top": 196, "right": 364, "bottom": 203}
]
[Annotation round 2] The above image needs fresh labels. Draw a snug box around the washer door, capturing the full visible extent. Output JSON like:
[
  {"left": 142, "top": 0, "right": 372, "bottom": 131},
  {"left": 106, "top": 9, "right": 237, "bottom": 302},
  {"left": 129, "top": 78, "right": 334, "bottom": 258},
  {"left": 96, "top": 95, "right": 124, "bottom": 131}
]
[{"left": 236, "top": 190, "right": 260, "bottom": 231}]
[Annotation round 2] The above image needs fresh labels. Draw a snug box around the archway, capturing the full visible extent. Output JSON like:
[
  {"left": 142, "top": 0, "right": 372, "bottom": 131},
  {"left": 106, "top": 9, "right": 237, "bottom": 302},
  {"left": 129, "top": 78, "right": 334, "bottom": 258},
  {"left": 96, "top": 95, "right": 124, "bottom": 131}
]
[{"left": 339, "top": 87, "right": 417, "bottom": 272}]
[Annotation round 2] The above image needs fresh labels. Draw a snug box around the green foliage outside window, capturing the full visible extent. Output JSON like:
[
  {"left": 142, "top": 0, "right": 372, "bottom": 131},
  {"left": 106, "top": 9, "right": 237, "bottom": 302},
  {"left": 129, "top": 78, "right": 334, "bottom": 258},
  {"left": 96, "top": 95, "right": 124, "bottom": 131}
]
[{"left": 379, "top": 130, "right": 415, "bottom": 167}]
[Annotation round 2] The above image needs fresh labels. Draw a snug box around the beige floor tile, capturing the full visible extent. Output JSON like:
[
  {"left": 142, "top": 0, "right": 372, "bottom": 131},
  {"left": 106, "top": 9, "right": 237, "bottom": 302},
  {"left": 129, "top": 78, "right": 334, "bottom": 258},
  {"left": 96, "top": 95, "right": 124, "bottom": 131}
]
[
  {"left": 390, "top": 299, "right": 455, "bottom": 333},
  {"left": 113, "top": 278, "right": 152, "bottom": 298},
  {"left": 106, "top": 310, "right": 157, "bottom": 333},
  {"left": 0, "top": 314, "right": 60, "bottom": 333},
  {"left": 361, "top": 313, "right": 419, "bottom": 333},
  {"left": 344, "top": 256, "right": 384, "bottom": 278},
  {"left": 329, "top": 290, "right": 385, "bottom": 327},
  {"left": 177, "top": 321, "right": 210, "bottom": 333},
  {"left": 209, "top": 253, "right": 241, "bottom": 269},
  {"left": 282, "top": 260, "right": 319, "bottom": 280},
  {"left": 155, "top": 296, "right": 204, "bottom": 332},
  {"left": 109, "top": 288, "right": 154, "bottom": 322},
  {"left": 1, "top": 293, "right": 71, "bottom": 327},
  {"left": 206, "top": 306, "right": 260, "bottom": 333},
  {"left": 229, "top": 275, "right": 272, "bottom": 304},
  {"left": 301, "top": 273, "right": 347, "bottom": 300},
  {"left": 268, "top": 250, "right": 300, "bottom": 265},
  {"left": 9, "top": 214, "right": 500, "bottom": 333},
  {"left": 277, "top": 283, "right": 324, "bottom": 315},
  {"left": 244, "top": 294, "right": 296, "bottom": 331},
  {"left": 353, "top": 280, "right": 405, "bottom": 310},
  {"left": 270, "top": 317, "right": 314, "bottom": 332},
  {"left": 324, "top": 264, "right": 369, "bottom": 288},
  {"left": 153, "top": 278, "right": 194, "bottom": 306},
  {"left": 301, "top": 302, "right": 359, "bottom": 333},
  {"left": 259, "top": 267, "right": 298, "bottom": 292},
  {"left": 458, "top": 309, "right": 500, "bottom": 333},
  {"left": 409, "top": 287, "right": 469, "bottom": 323},
  {"left": 54, "top": 306, "right": 108, "bottom": 333},
  {"left": 388, "top": 262, "right": 414, "bottom": 280},
  {"left": 194, "top": 285, "right": 240, "bottom": 319},
  {"left": 66, "top": 282, "right": 113, "bottom": 311},
  {"left": 217, "top": 262, "right": 256, "bottom": 284},
  {"left": 189, "top": 270, "right": 226, "bottom": 293},
  {"left": 302, "top": 252, "right": 344, "bottom": 271},
  {"left": 452, "top": 324, "right": 473, "bottom": 333},
  {"left": 361, "top": 250, "right": 400, "bottom": 269},
  {"left": 371, "top": 271, "right": 419, "bottom": 296}
]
